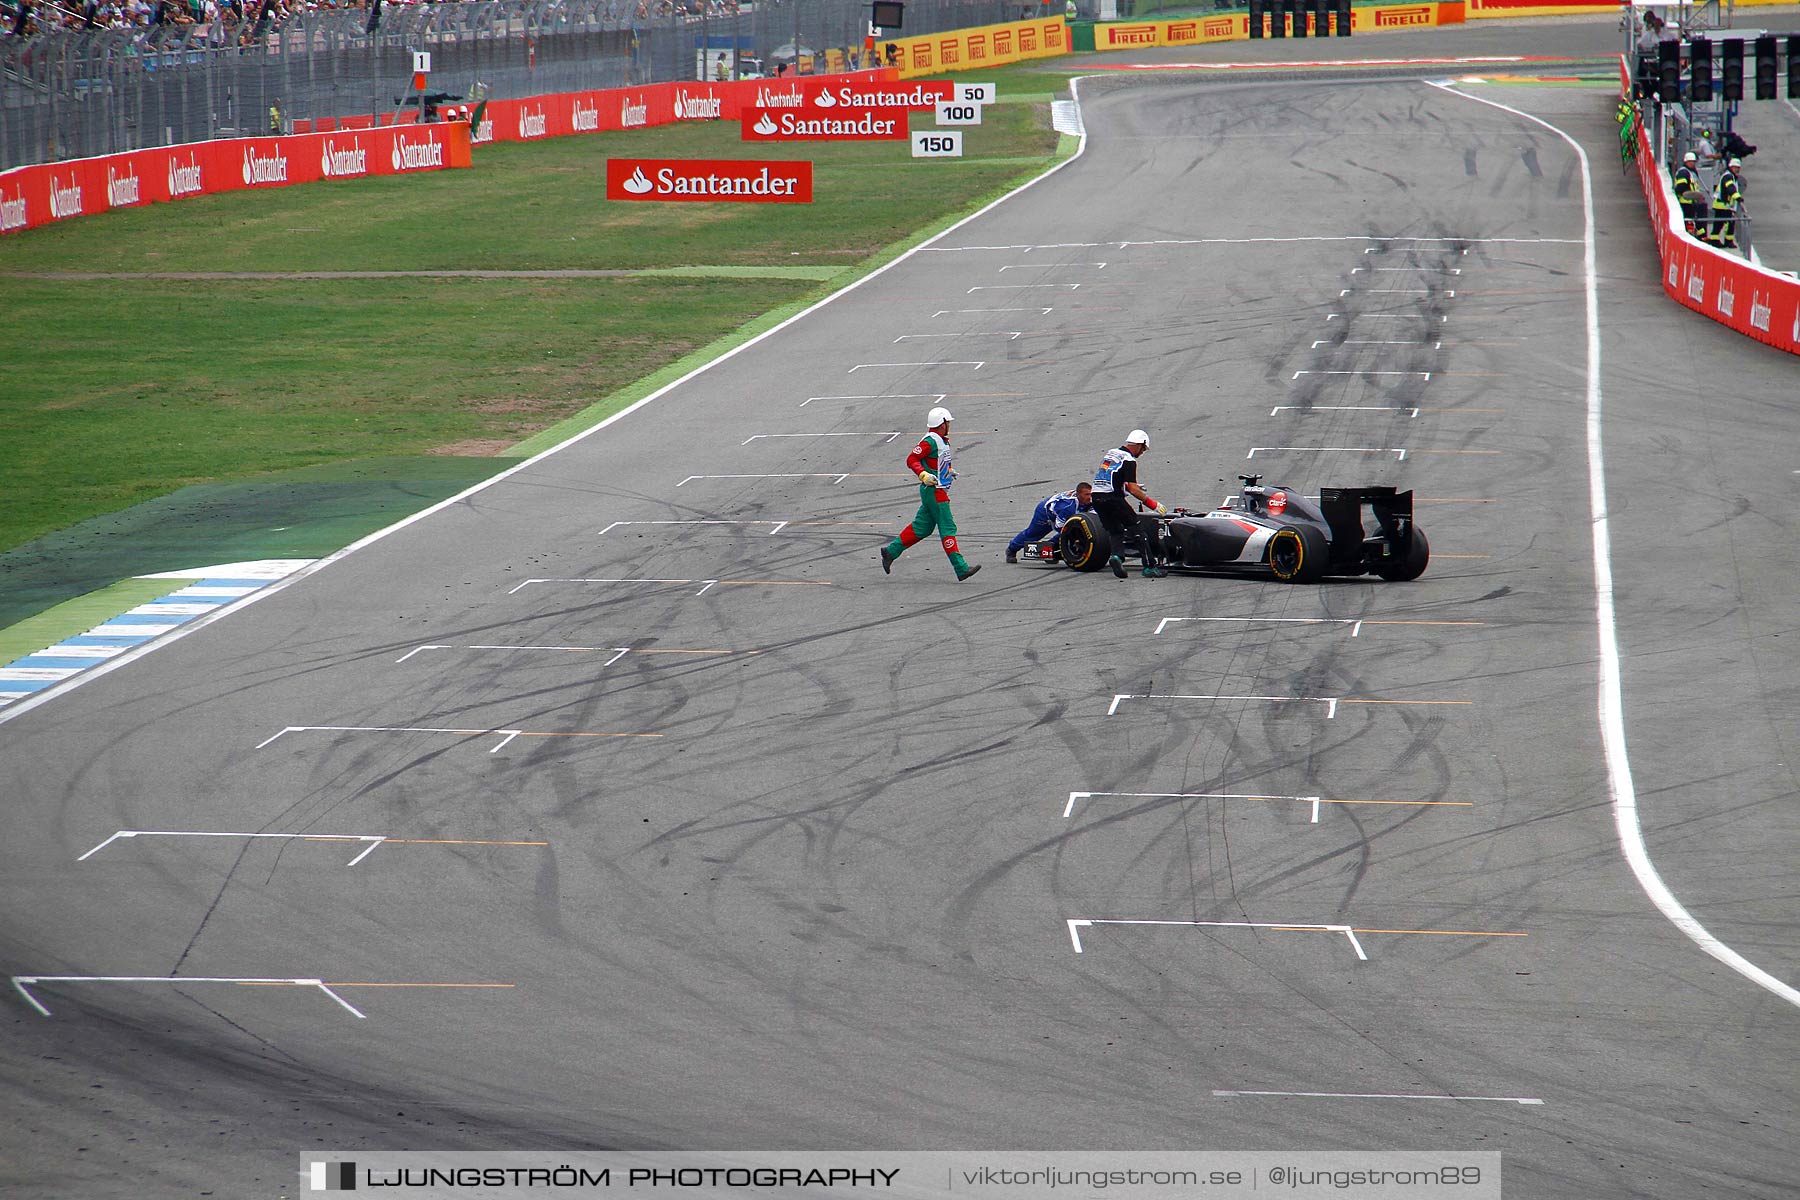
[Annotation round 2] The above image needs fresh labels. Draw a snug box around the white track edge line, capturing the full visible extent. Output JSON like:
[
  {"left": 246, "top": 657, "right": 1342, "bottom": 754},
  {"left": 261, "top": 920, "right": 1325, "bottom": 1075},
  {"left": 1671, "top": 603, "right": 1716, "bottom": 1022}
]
[
  {"left": 0, "top": 90, "right": 1094, "bottom": 728},
  {"left": 1428, "top": 80, "right": 1799, "bottom": 1011}
]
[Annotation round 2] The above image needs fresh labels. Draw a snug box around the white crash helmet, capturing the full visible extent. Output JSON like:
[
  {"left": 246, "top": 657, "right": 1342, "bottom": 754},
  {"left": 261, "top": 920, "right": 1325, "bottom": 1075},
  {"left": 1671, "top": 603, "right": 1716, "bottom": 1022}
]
[
  {"left": 927, "top": 406, "right": 954, "bottom": 428},
  {"left": 1126, "top": 428, "right": 1150, "bottom": 448},
  {"left": 1683, "top": 150, "right": 1697, "bottom": 164}
]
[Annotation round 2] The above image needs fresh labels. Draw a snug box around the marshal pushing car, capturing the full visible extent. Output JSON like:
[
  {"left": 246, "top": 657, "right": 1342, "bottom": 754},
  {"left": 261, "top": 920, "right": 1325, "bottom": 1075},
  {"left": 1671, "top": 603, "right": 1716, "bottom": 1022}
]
[{"left": 1018, "top": 475, "right": 1428, "bottom": 582}]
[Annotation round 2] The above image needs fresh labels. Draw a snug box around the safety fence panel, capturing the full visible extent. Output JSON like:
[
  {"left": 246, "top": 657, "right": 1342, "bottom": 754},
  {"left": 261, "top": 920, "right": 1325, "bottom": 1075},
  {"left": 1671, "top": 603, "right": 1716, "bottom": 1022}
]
[
  {"left": 1621, "top": 57, "right": 1800, "bottom": 355},
  {"left": 0, "top": 120, "right": 470, "bottom": 235}
]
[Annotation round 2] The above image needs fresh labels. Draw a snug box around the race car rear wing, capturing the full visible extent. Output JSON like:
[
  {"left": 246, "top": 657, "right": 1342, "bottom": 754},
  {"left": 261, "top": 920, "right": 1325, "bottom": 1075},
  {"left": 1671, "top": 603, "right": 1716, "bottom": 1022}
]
[{"left": 1319, "top": 486, "right": 1414, "bottom": 569}]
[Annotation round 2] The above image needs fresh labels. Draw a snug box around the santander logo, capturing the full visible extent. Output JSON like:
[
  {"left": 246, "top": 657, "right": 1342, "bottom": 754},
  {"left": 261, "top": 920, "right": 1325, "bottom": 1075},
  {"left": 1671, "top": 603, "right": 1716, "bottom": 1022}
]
[
  {"left": 472, "top": 116, "right": 495, "bottom": 145},
  {"left": 391, "top": 133, "right": 444, "bottom": 171},
  {"left": 519, "top": 106, "right": 547, "bottom": 138},
  {"left": 572, "top": 101, "right": 600, "bottom": 131},
  {"left": 620, "top": 96, "right": 648, "bottom": 128},
  {"left": 168, "top": 154, "right": 204, "bottom": 196},
  {"left": 753, "top": 114, "right": 779, "bottom": 135},
  {"left": 48, "top": 174, "right": 83, "bottom": 219},
  {"left": 812, "top": 88, "right": 839, "bottom": 108},
  {"left": 0, "top": 188, "right": 26, "bottom": 232},
  {"left": 242, "top": 147, "right": 288, "bottom": 185},
  {"left": 322, "top": 138, "right": 368, "bottom": 178},
  {"left": 674, "top": 89, "right": 721, "bottom": 119},
  {"left": 756, "top": 84, "right": 803, "bottom": 108},
  {"left": 107, "top": 165, "right": 142, "bottom": 207},
  {"left": 622, "top": 166, "right": 654, "bottom": 194}
]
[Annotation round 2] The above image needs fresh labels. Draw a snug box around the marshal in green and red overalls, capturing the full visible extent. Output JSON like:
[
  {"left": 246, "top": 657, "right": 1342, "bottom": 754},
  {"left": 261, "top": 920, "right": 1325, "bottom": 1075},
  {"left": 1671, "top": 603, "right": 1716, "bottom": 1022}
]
[{"left": 879, "top": 407, "right": 979, "bottom": 582}]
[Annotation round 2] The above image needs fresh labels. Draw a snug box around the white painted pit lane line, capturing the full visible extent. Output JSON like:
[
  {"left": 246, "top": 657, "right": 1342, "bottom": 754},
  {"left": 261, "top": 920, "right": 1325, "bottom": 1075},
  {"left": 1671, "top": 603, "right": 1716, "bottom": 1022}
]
[
  {"left": 1309, "top": 341, "right": 1439, "bottom": 350},
  {"left": 1067, "top": 919, "right": 1369, "bottom": 961},
  {"left": 674, "top": 473, "right": 909, "bottom": 487},
  {"left": 255, "top": 725, "right": 661, "bottom": 754},
  {"left": 507, "top": 578, "right": 829, "bottom": 596},
  {"left": 893, "top": 333, "right": 1020, "bottom": 341},
  {"left": 1291, "top": 370, "right": 1431, "bottom": 380},
  {"left": 1213, "top": 1090, "right": 1543, "bottom": 1105},
  {"left": 1065, "top": 790, "right": 1472, "bottom": 823},
  {"left": 997, "top": 263, "right": 1106, "bottom": 271},
  {"left": 1108, "top": 694, "right": 1471, "bottom": 719},
  {"left": 1351, "top": 267, "right": 1462, "bottom": 274},
  {"left": 11, "top": 975, "right": 368, "bottom": 1019},
  {"left": 395, "top": 645, "right": 632, "bottom": 666},
  {"left": 1273, "top": 404, "right": 1421, "bottom": 416},
  {"left": 966, "top": 284, "right": 1079, "bottom": 292},
  {"left": 1151, "top": 616, "right": 1486, "bottom": 637},
  {"left": 848, "top": 361, "right": 985, "bottom": 372},
  {"left": 741, "top": 432, "right": 905, "bottom": 444},
  {"left": 801, "top": 392, "right": 946, "bottom": 407},
  {"left": 924, "top": 236, "right": 1582, "bottom": 251},
  {"left": 1247, "top": 446, "right": 1408, "bottom": 461},
  {"left": 930, "top": 308, "right": 1051, "bottom": 316},
  {"left": 77, "top": 829, "right": 550, "bottom": 867}
]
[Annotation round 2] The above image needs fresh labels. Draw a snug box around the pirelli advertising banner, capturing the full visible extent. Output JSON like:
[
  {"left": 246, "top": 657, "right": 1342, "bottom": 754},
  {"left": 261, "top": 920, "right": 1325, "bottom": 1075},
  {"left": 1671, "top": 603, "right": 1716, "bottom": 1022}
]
[
  {"left": 0, "top": 122, "right": 470, "bottom": 237},
  {"left": 877, "top": 18, "right": 1069, "bottom": 81},
  {"left": 1091, "top": 4, "right": 1464, "bottom": 49}
]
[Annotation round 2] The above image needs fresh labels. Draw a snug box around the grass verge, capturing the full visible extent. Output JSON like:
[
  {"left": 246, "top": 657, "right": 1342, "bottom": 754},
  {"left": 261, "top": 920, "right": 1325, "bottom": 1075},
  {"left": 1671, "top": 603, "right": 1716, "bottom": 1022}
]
[{"left": 0, "top": 94, "right": 1068, "bottom": 628}]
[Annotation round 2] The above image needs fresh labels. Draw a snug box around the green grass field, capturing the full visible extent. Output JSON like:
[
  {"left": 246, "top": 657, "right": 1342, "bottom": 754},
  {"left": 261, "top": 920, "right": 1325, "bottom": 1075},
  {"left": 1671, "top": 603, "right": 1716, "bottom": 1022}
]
[{"left": 0, "top": 97, "right": 1065, "bottom": 627}]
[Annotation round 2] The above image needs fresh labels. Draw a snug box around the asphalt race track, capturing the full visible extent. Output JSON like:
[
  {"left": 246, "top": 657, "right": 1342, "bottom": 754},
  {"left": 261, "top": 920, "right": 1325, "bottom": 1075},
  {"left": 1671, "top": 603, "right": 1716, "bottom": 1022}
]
[{"left": 4, "top": 23, "right": 1798, "bottom": 1199}]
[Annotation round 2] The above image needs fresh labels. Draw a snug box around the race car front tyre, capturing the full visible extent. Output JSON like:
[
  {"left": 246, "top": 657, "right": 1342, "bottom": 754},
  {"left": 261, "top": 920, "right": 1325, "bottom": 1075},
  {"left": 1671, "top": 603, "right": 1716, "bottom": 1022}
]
[
  {"left": 1059, "top": 513, "right": 1113, "bottom": 572},
  {"left": 1268, "top": 524, "right": 1328, "bottom": 584},
  {"left": 1373, "top": 525, "right": 1429, "bottom": 581}
]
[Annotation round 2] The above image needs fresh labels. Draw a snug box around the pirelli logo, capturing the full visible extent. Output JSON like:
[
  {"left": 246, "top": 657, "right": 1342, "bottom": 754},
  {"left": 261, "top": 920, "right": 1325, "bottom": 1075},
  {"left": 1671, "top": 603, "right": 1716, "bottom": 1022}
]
[
  {"left": 1105, "top": 25, "right": 1159, "bottom": 46},
  {"left": 1203, "top": 17, "right": 1234, "bottom": 37},
  {"left": 1374, "top": 5, "right": 1433, "bottom": 27}
]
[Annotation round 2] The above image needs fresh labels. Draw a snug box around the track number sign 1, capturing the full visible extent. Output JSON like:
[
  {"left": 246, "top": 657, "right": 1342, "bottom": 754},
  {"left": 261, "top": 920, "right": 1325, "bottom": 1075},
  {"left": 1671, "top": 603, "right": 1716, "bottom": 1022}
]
[{"left": 911, "top": 130, "right": 964, "bottom": 158}]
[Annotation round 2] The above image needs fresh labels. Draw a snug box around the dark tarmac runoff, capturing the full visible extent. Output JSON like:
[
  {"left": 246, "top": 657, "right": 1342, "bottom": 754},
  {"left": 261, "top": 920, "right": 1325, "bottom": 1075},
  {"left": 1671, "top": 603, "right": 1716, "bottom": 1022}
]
[{"left": 2, "top": 16, "right": 1796, "bottom": 1200}]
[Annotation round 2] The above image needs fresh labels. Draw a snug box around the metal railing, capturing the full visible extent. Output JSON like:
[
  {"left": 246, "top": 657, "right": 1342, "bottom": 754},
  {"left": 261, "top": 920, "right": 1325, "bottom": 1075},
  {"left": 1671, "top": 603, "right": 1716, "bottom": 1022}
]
[{"left": 3, "top": 0, "right": 1021, "bottom": 169}]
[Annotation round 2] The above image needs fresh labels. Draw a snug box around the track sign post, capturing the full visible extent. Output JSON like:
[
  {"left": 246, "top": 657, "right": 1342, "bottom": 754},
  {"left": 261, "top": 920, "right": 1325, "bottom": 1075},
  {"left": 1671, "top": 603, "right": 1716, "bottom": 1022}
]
[
  {"left": 1690, "top": 37, "right": 1713, "bottom": 102},
  {"left": 934, "top": 100, "right": 982, "bottom": 126},
  {"left": 911, "top": 130, "right": 963, "bottom": 158},
  {"left": 1721, "top": 37, "right": 1744, "bottom": 101},
  {"left": 1754, "top": 35, "right": 1778, "bottom": 100}
]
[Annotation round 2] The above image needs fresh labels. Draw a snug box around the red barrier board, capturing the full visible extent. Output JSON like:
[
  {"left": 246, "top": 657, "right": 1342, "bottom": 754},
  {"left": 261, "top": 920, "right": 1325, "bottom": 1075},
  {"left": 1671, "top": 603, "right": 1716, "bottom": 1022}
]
[
  {"left": 741, "top": 106, "right": 909, "bottom": 141},
  {"left": 0, "top": 122, "right": 470, "bottom": 236},
  {"left": 607, "top": 158, "right": 813, "bottom": 203},
  {"left": 1621, "top": 57, "right": 1800, "bottom": 355}
]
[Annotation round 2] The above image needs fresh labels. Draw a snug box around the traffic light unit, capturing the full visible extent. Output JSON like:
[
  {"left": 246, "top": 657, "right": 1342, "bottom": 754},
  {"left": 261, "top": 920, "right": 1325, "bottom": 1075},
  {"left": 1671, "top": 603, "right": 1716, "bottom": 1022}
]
[
  {"left": 1721, "top": 37, "right": 1743, "bottom": 101},
  {"left": 1690, "top": 37, "right": 1713, "bottom": 102}
]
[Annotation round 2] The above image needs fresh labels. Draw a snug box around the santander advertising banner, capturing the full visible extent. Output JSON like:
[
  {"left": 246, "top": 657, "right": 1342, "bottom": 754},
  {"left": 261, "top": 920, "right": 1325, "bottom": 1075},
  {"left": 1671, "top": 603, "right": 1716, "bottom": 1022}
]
[
  {"left": 741, "top": 106, "right": 909, "bottom": 141},
  {"left": 0, "top": 123, "right": 470, "bottom": 236},
  {"left": 607, "top": 158, "right": 813, "bottom": 203}
]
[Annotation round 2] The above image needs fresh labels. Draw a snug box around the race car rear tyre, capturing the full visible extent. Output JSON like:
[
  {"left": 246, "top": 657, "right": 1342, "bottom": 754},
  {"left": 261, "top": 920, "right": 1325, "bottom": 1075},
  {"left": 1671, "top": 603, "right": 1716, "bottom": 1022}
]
[
  {"left": 1268, "top": 524, "right": 1328, "bottom": 584},
  {"left": 1059, "top": 513, "right": 1112, "bottom": 572},
  {"left": 1373, "top": 525, "right": 1430, "bottom": 581}
]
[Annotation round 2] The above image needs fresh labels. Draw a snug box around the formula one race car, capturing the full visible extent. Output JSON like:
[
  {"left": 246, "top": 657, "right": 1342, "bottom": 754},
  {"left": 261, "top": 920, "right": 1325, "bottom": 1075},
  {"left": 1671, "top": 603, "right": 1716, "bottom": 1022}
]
[{"left": 1020, "top": 475, "right": 1428, "bottom": 582}]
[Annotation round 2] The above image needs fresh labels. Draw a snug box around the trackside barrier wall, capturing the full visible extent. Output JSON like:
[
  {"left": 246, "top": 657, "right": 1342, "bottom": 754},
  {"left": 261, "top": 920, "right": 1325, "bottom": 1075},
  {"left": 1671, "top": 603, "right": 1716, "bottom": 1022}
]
[
  {"left": 877, "top": 17, "right": 1072, "bottom": 79},
  {"left": 0, "top": 71, "right": 901, "bottom": 236},
  {"left": 0, "top": 123, "right": 470, "bottom": 237},
  {"left": 1089, "top": 4, "right": 1462, "bottom": 47},
  {"left": 1621, "top": 57, "right": 1800, "bottom": 355}
]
